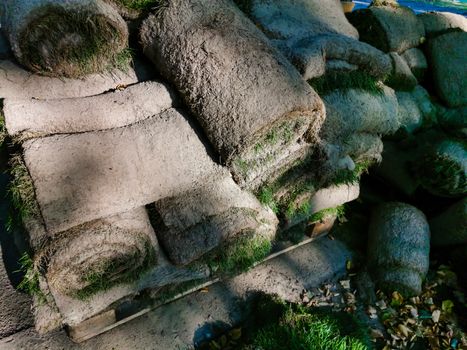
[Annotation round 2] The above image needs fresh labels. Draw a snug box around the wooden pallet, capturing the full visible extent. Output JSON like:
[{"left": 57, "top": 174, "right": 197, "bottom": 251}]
[{"left": 68, "top": 217, "right": 335, "bottom": 343}]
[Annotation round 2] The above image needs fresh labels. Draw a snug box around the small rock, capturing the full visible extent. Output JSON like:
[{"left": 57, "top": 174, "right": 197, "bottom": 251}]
[
  {"left": 398, "top": 324, "right": 409, "bottom": 338},
  {"left": 376, "top": 299, "right": 387, "bottom": 310},
  {"left": 348, "top": 5, "right": 425, "bottom": 53}
]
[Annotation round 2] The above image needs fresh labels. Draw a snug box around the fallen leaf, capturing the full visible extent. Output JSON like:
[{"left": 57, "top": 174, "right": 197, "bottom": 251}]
[
  {"left": 432, "top": 310, "right": 441, "bottom": 323},
  {"left": 398, "top": 324, "right": 410, "bottom": 338},
  {"left": 441, "top": 300, "right": 454, "bottom": 314},
  {"left": 340, "top": 280, "right": 351, "bottom": 289}
]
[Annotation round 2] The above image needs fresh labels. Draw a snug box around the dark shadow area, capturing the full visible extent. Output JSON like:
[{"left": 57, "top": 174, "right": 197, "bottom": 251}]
[{"left": 0, "top": 139, "right": 30, "bottom": 288}]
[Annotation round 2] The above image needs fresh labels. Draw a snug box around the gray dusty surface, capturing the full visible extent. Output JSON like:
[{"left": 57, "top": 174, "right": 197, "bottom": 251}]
[
  {"left": 155, "top": 175, "right": 278, "bottom": 265},
  {"left": 4, "top": 81, "right": 176, "bottom": 137},
  {"left": 248, "top": 0, "right": 391, "bottom": 80},
  {"left": 0, "top": 60, "right": 152, "bottom": 100},
  {"left": 0, "top": 236, "right": 351, "bottom": 349},
  {"left": 22, "top": 108, "right": 220, "bottom": 234},
  {"left": 348, "top": 5, "right": 425, "bottom": 53},
  {"left": 0, "top": 150, "right": 34, "bottom": 339},
  {"left": 427, "top": 31, "right": 467, "bottom": 108},
  {"left": 0, "top": 243, "right": 34, "bottom": 339},
  {"left": 140, "top": 0, "right": 324, "bottom": 173}
]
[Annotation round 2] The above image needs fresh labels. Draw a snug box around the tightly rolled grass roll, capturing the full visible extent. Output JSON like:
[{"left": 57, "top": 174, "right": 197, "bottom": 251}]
[
  {"left": 4, "top": 81, "right": 176, "bottom": 138},
  {"left": 347, "top": 5, "right": 425, "bottom": 54},
  {"left": 140, "top": 0, "right": 324, "bottom": 189},
  {"left": 0, "top": 59, "right": 150, "bottom": 100},
  {"left": 22, "top": 108, "right": 221, "bottom": 234},
  {"left": 320, "top": 86, "right": 400, "bottom": 145},
  {"left": 44, "top": 208, "right": 158, "bottom": 300},
  {"left": 340, "top": 133, "right": 384, "bottom": 163},
  {"left": 368, "top": 202, "right": 430, "bottom": 297},
  {"left": 413, "top": 137, "right": 467, "bottom": 197},
  {"left": 154, "top": 174, "right": 278, "bottom": 266},
  {"left": 1, "top": 0, "right": 129, "bottom": 77},
  {"left": 243, "top": 0, "right": 392, "bottom": 80}
]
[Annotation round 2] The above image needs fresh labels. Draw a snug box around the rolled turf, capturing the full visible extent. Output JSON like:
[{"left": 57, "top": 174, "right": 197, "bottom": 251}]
[
  {"left": 1, "top": 0, "right": 129, "bottom": 77},
  {"left": 154, "top": 174, "right": 278, "bottom": 266},
  {"left": 140, "top": 0, "right": 325, "bottom": 189},
  {"left": 243, "top": 0, "right": 392, "bottom": 80}
]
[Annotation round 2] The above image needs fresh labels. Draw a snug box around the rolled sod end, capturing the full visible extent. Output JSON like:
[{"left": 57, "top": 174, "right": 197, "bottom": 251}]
[
  {"left": 368, "top": 202, "right": 430, "bottom": 297},
  {"left": 414, "top": 138, "right": 467, "bottom": 197},
  {"left": 44, "top": 208, "right": 159, "bottom": 300},
  {"left": 2, "top": 0, "right": 129, "bottom": 77},
  {"left": 154, "top": 174, "right": 279, "bottom": 266},
  {"left": 140, "top": 0, "right": 325, "bottom": 189}
]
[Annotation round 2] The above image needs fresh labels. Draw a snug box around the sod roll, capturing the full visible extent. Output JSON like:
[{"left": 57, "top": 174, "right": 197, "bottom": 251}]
[
  {"left": 22, "top": 108, "right": 220, "bottom": 234},
  {"left": 140, "top": 0, "right": 324, "bottom": 189},
  {"left": 1, "top": 0, "right": 128, "bottom": 77},
  {"left": 4, "top": 81, "right": 176, "bottom": 138},
  {"left": 155, "top": 174, "right": 278, "bottom": 266},
  {"left": 368, "top": 202, "right": 430, "bottom": 297},
  {"left": 44, "top": 207, "right": 158, "bottom": 300},
  {"left": 414, "top": 137, "right": 467, "bottom": 197},
  {"left": 246, "top": 0, "right": 391, "bottom": 80},
  {"left": 320, "top": 86, "right": 400, "bottom": 144},
  {"left": 41, "top": 208, "right": 210, "bottom": 326},
  {"left": 347, "top": 5, "right": 425, "bottom": 53},
  {"left": 0, "top": 60, "right": 148, "bottom": 99},
  {"left": 340, "top": 133, "right": 384, "bottom": 163}
]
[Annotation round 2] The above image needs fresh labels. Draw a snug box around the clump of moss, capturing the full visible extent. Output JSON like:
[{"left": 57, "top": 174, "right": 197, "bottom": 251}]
[
  {"left": 112, "top": 48, "right": 134, "bottom": 73},
  {"left": 309, "top": 205, "right": 346, "bottom": 224},
  {"left": 256, "top": 156, "right": 318, "bottom": 212},
  {"left": 240, "top": 294, "right": 372, "bottom": 350},
  {"left": 326, "top": 160, "right": 374, "bottom": 187},
  {"left": 206, "top": 234, "right": 273, "bottom": 276},
  {"left": 309, "top": 71, "right": 384, "bottom": 96}
]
